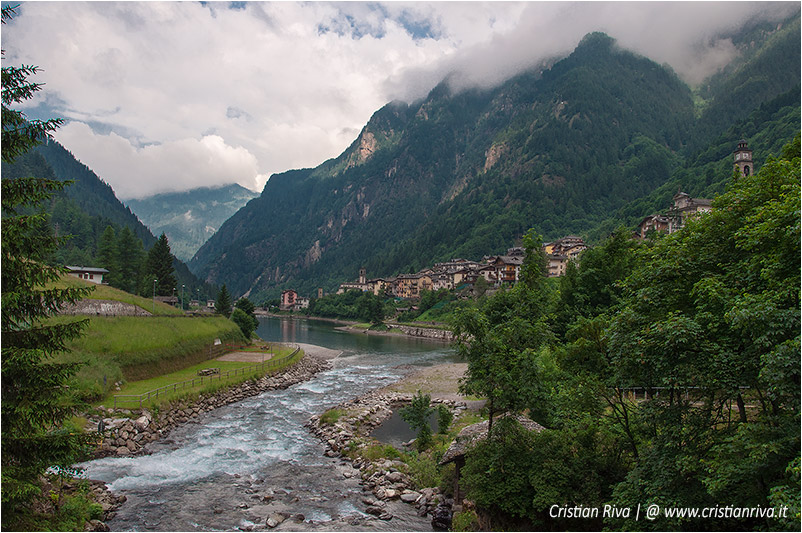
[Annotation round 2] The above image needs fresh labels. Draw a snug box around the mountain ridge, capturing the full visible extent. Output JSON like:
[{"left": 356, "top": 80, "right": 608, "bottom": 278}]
[
  {"left": 126, "top": 183, "right": 258, "bottom": 262},
  {"left": 189, "top": 22, "right": 798, "bottom": 301}
]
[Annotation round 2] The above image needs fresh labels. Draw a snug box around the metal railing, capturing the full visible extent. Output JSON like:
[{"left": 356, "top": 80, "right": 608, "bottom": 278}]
[{"left": 113, "top": 345, "right": 301, "bottom": 410}]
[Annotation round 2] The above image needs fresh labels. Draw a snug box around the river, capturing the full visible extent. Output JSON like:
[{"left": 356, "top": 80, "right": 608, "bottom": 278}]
[{"left": 79, "top": 316, "right": 456, "bottom": 531}]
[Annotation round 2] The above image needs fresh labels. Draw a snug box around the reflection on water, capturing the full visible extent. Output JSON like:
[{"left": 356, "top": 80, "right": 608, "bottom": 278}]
[
  {"left": 79, "top": 316, "right": 455, "bottom": 531},
  {"left": 371, "top": 409, "right": 439, "bottom": 450}
]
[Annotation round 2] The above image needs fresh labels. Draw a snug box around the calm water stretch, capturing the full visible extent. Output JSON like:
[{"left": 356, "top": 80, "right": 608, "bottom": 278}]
[{"left": 80, "top": 317, "right": 455, "bottom": 531}]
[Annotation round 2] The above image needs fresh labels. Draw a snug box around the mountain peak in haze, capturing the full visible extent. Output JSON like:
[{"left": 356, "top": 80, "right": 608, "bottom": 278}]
[{"left": 126, "top": 184, "right": 258, "bottom": 262}]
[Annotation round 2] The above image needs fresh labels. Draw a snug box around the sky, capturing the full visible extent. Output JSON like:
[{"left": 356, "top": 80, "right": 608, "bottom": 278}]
[{"left": 2, "top": 1, "right": 798, "bottom": 200}]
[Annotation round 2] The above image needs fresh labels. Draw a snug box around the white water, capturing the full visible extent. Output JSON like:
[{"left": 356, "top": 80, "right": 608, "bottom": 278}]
[{"left": 79, "top": 317, "right": 455, "bottom": 531}]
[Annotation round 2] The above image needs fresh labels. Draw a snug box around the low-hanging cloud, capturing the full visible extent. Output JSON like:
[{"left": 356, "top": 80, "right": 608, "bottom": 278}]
[
  {"left": 56, "top": 122, "right": 268, "bottom": 200},
  {"left": 387, "top": 1, "right": 800, "bottom": 100},
  {"left": 3, "top": 2, "right": 799, "bottom": 199}
]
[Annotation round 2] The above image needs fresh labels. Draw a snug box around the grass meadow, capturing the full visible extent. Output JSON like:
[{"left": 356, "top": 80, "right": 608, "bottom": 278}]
[
  {"left": 53, "top": 315, "right": 246, "bottom": 401},
  {"left": 108, "top": 344, "right": 302, "bottom": 410}
]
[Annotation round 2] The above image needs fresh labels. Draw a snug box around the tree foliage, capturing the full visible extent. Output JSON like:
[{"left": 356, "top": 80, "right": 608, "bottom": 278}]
[
  {"left": 452, "top": 136, "right": 800, "bottom": 531},
  {"left": 400, "top": 390, "right": 434, "bottom": 451},
  {"left": 1, "top": 7, "right": 93, "bottom": 525},
  {"left": 215, "top": 284, "right": 232, "bottom": 317},
  {"left": 453, "top": 231, "right": 554, "bottom": 436},
  {"left": 144, "top": 232, "right": 177, "bottom": 297},
  {"left": 232, "top": 297, "right": 259, "bottom": 339}
]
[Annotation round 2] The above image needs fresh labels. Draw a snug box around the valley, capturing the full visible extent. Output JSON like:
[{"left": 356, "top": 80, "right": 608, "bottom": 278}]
[{"left": 2, "top": 4, "right": 800, "bottom": 532}]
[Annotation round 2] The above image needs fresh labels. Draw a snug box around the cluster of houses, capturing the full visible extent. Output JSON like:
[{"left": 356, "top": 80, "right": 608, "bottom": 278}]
[
  {"left": 290, "top": 235, "right": 590, "bottom": 306},
  {"left": 635, "top": 140, "right": 752, "bottom": 239}
]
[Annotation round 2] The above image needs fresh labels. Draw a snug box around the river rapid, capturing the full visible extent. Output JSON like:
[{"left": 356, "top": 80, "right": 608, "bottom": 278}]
[{"left": 79, "top": 317, "right": 456, "bottom": 531}]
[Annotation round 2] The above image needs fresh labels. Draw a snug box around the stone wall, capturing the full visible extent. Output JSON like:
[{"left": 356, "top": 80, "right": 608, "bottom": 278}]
[
  {"left": 389, "top": 324, "right": 453, "bottom": 341},
  {"left": 60, "top": 299, "right": 151, "bottom": 316}
]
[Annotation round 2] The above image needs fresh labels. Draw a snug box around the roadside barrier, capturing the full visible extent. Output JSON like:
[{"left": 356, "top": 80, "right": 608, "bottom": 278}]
[{"left": 113, "top": 344, "right": 301, "bottom": 410}]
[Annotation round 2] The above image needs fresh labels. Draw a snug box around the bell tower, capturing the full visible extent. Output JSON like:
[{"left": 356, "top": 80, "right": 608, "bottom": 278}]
[
  {"left": 359, "top": 267, "right": 366, "bottom": 285},
  {"left": 733, "top": 139, "right": 753, "bottom": 179}
]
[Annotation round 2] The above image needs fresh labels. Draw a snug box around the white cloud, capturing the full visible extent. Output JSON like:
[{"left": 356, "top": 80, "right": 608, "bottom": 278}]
[
  {"left": 56, "top": 122, "right": 267, "bottom": 200},
  {"left": 3, "top": 2, "right": 798, "bottom": 198}
]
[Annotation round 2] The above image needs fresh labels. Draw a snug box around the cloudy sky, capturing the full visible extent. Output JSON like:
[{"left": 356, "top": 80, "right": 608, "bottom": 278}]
[{"left": 3, "top": 1, "right": 797, "bottom": 199}]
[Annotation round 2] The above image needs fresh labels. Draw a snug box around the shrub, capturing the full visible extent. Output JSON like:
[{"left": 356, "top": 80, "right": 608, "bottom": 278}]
[
  {"left": 452, "top": 509, "right": 480, "bottom": 531},
  {"left": 401, "top": 391, "right": 434, "bottom": 451},
  {"left": 320, "top": 408, "right": 345, "bottom": 425},
  {"left": 360, "top": 443, "right": 401, "bottom": 462},
  {"left": 437, "top": 405, "right": 453, "bottom": 434}
]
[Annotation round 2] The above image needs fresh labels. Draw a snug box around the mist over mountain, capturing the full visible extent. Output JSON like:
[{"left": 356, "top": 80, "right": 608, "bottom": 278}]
[
  {"left": 126, "top": 185, "right": 258, "bottom": 262},
  {"left": 189, "top": 19, "right": 800, "bottom": 303}
]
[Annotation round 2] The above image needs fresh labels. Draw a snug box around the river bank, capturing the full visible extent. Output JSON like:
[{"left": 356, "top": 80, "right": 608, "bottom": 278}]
[
  {"left": 83, "top": 349, "right": 332, "bottom": 530},
  {"left": 306, "top": 362, "right": 481, "bottom": 528},
  {"left": 81, "top": 317, "right": 458, "bottom": 531},
  {"left": 335, "top": 324, "right": 453, "bottom": 342},
  {"left": 90, "top": 350, "right": 330, "bottom": 459}
]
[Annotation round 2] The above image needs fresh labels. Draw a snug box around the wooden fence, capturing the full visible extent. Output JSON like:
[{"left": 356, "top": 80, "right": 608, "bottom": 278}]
[{"left": 113, "top": 345, "right": 301, "bottom": 410}]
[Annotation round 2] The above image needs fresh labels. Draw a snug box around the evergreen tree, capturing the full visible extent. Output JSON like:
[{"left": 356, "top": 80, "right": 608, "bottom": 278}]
[
  {"left": 144, "top": 233, "right": 176, "bottom": 296},
  {"left": 95, "top": 225, "right": 120, "bottom": 287},
  {"left": 2, "top": 7, "right": 93, "bottom": 526},
  {"left": 234, "top": 297, "right": 259, "bottom": 337},
  {"left": 116, "top": 226, "right": 144, "bottom": 294},
  {"left": 215, "top": 284, "right": 232, "bottom": 316}
]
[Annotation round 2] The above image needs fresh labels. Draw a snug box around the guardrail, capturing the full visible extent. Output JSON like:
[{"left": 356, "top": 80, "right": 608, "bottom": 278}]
[{"left": 113, "top": 344, "right": 301, "bottom": 410}]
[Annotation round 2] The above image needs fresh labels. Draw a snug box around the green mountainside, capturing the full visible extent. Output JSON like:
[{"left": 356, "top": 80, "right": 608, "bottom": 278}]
[
  {"left": 126, "top": 184, "right": 258, "bottom": 262},
  {"left": 191, "top": 22, "right": 800, "bottom": 303},
  {"left": 1, "top": 140, "right": 216, "bottom": 299}
]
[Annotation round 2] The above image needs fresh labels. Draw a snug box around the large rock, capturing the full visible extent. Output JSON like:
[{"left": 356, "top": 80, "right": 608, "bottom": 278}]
[
  {"left": 134, "top": 415, "right": 150, "bottom": 430},
  {"left": 266, "top": 512, "right": 287, "bottom": 528},
  {"left": 401, "top": 491, "right": 421, "bottom": 503},
  {"left": 385, "top": 471, "right": 403, "bottom": 483}
]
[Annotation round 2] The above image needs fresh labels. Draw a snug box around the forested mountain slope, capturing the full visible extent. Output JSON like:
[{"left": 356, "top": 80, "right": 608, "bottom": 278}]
[
  {"left": 192, "top": 21, "right": 800, "bottom": 302},
  {"left": 1, "top": 140, "right": 215, "bottom": 298},
  {"left": 126, "top": 184, "right": 258, "bottom": 262}
]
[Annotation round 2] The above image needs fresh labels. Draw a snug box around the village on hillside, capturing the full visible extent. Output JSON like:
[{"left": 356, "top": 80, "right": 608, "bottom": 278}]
[{"left": 279, "top": 141, "right": 754, "bottom": 311}]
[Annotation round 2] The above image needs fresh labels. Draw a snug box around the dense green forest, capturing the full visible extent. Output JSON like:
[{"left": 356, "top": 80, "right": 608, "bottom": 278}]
[
  {"left": 448, "top": 136, "right": 800, "bottom": 530},
  {"left": 0, "top": 141, "right": 218, "bottom": 300},
  {"left": 191, "top": 17, "right": 801, "bottom": 303}
]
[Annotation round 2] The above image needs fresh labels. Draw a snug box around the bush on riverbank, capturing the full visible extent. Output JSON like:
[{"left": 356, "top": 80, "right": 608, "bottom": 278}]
[
  {"left": 12, "top": 476, "right": 103, "bottom": 532},
  {"left": 320, "top": 407, "right": 347, "bottom": 425}
]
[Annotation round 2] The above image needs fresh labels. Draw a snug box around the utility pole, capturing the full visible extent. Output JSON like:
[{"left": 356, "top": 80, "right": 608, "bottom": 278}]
[
  {"left": 182, "top": 284, "right": 185, "bottom": 312},
  {"left": 153, "top": 279, "right": 157, "bottom": 314}
]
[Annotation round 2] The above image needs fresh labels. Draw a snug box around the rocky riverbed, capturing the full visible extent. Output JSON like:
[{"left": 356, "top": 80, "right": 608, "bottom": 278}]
[
  {"left": 83, "top": 353, "right": 332, "bottom": 529},
  {"left": 307, "top": 388, "right": 469, "bottom": 529}
]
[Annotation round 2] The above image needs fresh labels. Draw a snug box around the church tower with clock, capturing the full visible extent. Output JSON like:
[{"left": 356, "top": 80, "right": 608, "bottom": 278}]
[{"left": 733, "top": 139, "right": 753, "bottom": 178}]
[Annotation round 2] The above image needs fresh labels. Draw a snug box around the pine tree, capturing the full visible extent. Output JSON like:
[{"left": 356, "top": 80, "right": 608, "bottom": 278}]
[
  {"left": 116, "top": 226, "right": 144, "bottom": 294},
  {"left": 95, "top": 225, "right": 120, "bottom": 287},
  {"left": 2, "top": 6, "right": 93, "bottom": 526},
  {"left": 145, "top": 233, "right": 176, "bottom": 296},
  {"left": 215, "top": 284, "right": 232, "bottom": 316}
]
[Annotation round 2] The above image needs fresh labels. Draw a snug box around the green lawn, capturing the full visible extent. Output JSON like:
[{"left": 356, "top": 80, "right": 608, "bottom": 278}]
[
  {"left": 106, "top": 345, "right": 302, "bottom": 410},
  {"left": 52, "top": 315, "right": 246, "bottom": 401}
]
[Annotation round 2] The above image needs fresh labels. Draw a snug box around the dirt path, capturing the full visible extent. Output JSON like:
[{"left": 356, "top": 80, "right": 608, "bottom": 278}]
[{"left": 216, "top": 351, "right": 276, "bottom": 363}]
